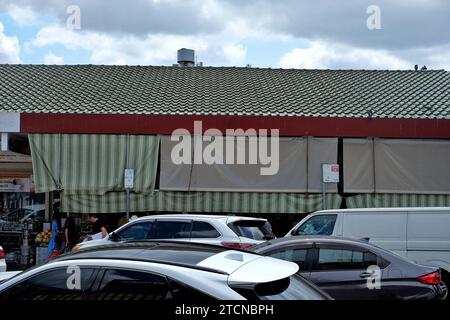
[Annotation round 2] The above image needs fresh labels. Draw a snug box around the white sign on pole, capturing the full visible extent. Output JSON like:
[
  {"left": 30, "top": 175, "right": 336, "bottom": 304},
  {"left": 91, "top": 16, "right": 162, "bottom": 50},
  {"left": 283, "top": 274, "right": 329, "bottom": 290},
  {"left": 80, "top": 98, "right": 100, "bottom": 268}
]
[
  {"left": 322, "top": 164, "right": 340, "bottom": 183},
  {"left": 124, "top": 169, "right": 134, "bottom": 189}
]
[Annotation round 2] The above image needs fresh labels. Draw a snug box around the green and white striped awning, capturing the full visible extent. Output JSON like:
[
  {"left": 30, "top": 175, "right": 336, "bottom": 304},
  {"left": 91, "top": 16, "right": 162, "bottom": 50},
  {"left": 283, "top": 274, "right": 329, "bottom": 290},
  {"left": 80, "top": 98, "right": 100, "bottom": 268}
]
[
  {"left": 346, "top": 193, "right": 450, "bottom": 208},
  {"left": 29, "top": 134, "right": 160, "bottom": 194},
  {"left": 30, "top": 133, "right": 342, "bottom": 214},
  {"left": 61, "top": 191, "right": 342, "bottom": 214}
]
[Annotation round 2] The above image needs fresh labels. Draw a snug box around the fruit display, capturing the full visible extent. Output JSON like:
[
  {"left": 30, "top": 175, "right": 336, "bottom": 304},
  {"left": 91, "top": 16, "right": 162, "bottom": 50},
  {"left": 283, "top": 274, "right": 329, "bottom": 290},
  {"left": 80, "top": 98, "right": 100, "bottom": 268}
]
[{"left": 35, "top": 230, "right": 51, "bottom": 246}]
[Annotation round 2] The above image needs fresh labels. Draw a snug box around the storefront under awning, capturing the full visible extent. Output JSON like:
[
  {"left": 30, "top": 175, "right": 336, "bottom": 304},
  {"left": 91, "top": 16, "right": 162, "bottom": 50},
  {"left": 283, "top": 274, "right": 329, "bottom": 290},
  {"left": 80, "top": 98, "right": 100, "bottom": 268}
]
[
  {"left": 29, "top": 133, "right": 342, "bottom": 214},
  {"left": 0, "top": 151, "right": 34, "bottom": 194}
]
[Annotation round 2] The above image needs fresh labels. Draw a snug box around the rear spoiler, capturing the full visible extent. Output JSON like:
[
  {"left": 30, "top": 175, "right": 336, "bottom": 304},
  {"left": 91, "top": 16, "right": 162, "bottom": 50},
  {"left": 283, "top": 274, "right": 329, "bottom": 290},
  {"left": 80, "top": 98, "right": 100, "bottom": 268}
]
[
  {"left": 228, "top": 256, "right": 299, "bottom": 285},
  {"left": 197, "top": 250, "right": 299, "bottom": 284}
]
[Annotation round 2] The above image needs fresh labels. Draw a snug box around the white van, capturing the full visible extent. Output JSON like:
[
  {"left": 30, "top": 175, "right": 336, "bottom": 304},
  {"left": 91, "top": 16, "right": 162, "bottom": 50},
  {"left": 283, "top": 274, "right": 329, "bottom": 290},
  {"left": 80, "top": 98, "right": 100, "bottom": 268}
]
[{"left": 286, "top": 207, "right": 450, "bottom": 289}]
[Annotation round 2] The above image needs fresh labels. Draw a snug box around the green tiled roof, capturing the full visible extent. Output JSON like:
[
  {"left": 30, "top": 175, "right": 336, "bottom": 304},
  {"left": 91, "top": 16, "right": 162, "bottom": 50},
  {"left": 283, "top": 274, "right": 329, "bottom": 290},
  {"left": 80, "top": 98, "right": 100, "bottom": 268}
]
[{"left": 1, "top": 64, "right": 450, "bottom": 119}]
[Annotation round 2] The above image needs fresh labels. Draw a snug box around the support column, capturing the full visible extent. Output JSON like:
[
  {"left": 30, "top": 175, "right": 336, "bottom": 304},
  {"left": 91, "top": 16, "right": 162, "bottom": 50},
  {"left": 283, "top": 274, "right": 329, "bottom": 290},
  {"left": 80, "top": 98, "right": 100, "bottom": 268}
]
[{"left": 1, "top": 132, "right": 9, "bottom": 151}]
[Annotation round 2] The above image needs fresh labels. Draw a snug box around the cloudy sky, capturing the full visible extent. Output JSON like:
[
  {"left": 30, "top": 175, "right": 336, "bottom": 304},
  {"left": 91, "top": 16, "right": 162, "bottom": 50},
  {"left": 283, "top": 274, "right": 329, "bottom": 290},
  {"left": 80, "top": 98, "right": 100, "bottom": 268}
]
[{"left": 0, "top": 0, "right": 449, "bottom": 69}]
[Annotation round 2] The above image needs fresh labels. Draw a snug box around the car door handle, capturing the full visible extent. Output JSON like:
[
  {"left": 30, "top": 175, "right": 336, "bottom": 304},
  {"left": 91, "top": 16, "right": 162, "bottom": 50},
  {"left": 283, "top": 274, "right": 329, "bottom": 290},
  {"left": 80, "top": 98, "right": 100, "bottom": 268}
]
[{"left": 359, "top": 272, "right": 372, "bottom": 279}]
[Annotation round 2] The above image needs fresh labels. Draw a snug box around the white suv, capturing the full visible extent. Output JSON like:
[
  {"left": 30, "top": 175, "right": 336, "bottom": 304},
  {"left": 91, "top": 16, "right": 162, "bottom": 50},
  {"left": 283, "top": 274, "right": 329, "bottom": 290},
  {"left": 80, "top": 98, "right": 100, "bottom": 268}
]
[{"left": 76, "top": 214, "right": 275, "bottom": 251}]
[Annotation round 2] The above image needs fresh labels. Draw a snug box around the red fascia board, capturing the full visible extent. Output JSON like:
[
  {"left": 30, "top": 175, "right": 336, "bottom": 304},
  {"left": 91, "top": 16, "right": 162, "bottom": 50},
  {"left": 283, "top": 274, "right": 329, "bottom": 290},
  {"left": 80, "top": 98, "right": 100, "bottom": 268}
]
[{"left": 20, "top": 113, "right": 450, "bottom": 139}]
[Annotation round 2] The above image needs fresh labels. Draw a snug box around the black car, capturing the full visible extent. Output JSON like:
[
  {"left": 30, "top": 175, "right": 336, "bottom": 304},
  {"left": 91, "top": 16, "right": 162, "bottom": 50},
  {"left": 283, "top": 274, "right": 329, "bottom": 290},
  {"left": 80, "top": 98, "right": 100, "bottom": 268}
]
[{"left": 252, "top": 236, "right": 445, "bottom": 300}]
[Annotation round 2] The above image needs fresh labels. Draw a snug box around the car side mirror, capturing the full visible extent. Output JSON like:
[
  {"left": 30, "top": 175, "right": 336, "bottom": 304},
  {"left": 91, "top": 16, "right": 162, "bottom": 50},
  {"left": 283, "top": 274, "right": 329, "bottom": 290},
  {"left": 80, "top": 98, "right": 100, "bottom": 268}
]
[
  {"left": 109, "top": 231, "right": 119, "bottom": 242},
  {"left": 291, "top": 229, "right": 297, "bottom": 236}
]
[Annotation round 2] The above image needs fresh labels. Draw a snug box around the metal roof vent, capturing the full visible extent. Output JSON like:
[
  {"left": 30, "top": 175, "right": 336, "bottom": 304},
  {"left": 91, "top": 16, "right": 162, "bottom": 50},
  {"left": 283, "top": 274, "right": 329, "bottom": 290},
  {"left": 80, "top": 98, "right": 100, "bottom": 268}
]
[{"left": 177, "top": 48, "right": 195, "bottom": 67}]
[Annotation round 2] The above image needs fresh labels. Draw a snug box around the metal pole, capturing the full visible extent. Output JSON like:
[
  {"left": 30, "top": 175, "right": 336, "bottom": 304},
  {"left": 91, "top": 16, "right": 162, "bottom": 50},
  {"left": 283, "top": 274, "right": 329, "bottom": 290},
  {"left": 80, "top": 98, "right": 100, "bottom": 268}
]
[
  {"left": 44, "top": 192, "right": 50, "bottom": 222},
  {"left": 125, "top": 134, "right": 130, "bottom": 221},
  {"left": 126, "top": 188, "right": 130, "bottom": 221},
  {"left": 1, "top": 132, "right": 8, "bottom": 151},
  {"left": 322, "top": 164, "right": 327, "bottom": 210}
]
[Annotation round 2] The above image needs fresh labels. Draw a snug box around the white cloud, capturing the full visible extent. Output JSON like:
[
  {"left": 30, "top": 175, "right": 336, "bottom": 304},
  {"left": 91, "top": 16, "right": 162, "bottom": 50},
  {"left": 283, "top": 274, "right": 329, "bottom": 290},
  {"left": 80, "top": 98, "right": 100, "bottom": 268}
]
[
  {"left": 279, "top": 41, "right": 411, "bottom": 70},
  {"left": 0, "top": 22, "right": 21, "bottom": 64},
  {"left": 7, "top": 4, "right": 37, "bottom": 26},
  {"left": 222, "top": 44, "right": 246, "bottom": 65},
  {"left": 44, "top": 51, "right": 64, "bottom": 64},
  {"left": 16, "top": 1, "right": 447, "bottom": 69},
  {"left": 31, "top": 24, "right": 250, "bottom": 66}
]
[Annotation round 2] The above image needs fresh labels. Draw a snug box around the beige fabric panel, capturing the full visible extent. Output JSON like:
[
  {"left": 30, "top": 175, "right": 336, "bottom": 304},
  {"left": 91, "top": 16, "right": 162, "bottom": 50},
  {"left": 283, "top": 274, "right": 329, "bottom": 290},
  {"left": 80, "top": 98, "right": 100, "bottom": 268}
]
[
  {"left": 160, "top": 136, "right": 308, "bottom": 192},
  {"left": 159, "top": 135, "right": 192, "bottom": 191},
  {"left": 375, "top": 139, "right": 450, "bottom": 194},
  {"left": 307, "top": 137, "right": 338, "bottom": 193},
  {"left": 343, "top": 138, "right": 375, "bottom": 193}
]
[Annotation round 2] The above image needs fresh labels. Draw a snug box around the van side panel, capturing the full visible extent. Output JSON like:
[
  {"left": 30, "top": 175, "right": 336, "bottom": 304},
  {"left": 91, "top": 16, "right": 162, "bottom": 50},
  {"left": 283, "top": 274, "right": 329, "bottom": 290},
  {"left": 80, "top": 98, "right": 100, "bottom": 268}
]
[
  {"left": 407, "top": 211, "right": 450, "bottom": 251},
  {"left": 406, "top": 251, "right": 450, "bottom": 272},
  {"left": 342, "top": 212, "right": 407, "bottom": 255}
]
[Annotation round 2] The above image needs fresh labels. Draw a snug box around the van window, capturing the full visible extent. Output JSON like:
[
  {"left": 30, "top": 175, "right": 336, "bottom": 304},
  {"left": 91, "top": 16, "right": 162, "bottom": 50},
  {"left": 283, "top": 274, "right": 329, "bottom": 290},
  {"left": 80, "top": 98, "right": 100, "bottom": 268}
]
[{"left": 296, "top": 215, "right": 337, "bottom": 236}]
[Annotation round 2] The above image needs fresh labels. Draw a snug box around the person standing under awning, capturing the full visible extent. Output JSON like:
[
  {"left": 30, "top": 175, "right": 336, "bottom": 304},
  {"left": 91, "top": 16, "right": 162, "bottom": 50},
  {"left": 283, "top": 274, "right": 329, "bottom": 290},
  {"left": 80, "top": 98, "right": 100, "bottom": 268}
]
[{"left": 88, "top": 213, "right": 108, "bottom": 240}]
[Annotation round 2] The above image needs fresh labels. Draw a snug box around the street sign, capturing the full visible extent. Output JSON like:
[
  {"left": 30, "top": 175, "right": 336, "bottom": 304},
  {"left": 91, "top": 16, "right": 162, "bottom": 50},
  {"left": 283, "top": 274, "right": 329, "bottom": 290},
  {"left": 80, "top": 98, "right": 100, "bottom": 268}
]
[
  {"left": 322, "top": 164, "right": 339, "bottom": 183},
  {"left": 124, "top": 169, "right": 134, "bottom": 189}
]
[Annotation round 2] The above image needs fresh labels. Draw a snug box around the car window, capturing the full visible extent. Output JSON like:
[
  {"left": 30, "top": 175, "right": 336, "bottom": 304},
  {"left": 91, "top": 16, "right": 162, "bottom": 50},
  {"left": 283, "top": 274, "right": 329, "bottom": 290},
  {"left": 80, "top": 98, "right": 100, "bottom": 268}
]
[
  {"left": 0, "top": 267, "right": 96, "bottom": 301},
  {"left": 94, "top": 269, "right": 172, "bottom": 301},
  {"left": 152, "top": 221, "right": 192, "bottom": 239},
  {"left": 190, "top": 221, "right": 220, "bottom": 238},
  {"left": 268, "top": 249, "right": 308, "bottom": 271},
  {"left": 296, "top": 214, "right": 337, "bottom": 236},
  {"left": 234, "top": 274, "right": 329, "bottom": 300},
  {"left": 317, "top": 248, "right": 366, "bottom": 270},
  {"left": 117, "top": 222, "right": 153, "bottom": 241},
  {"left": 228, "top": 220, "right": 275, "bottom": 241},
  {"left": 167, "top": 278, "right": 214, "bottom": 300},
  {"left": 363, "top": 251, "right": 379, "bottom": 268}
]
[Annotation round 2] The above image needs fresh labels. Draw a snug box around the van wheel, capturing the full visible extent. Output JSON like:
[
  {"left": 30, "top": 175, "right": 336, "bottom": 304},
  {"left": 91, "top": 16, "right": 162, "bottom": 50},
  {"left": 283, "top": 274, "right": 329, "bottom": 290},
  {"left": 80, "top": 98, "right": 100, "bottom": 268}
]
[{"left": 438, "top": 275, "right": 449, "bottom": 301}]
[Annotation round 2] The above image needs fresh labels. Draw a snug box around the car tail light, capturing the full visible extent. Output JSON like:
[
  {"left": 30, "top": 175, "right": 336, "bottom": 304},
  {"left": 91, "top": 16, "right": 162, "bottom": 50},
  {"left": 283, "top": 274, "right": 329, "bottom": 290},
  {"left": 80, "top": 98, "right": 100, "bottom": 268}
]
[
  {"left": 418, "top": 271, "right": 441, "bottom": 285},
  {"left": 0, "top": 248, "right": 5, "bottom": 258},
  {"left": 221, "top": 242, "right": 255, "bottom": 250}
]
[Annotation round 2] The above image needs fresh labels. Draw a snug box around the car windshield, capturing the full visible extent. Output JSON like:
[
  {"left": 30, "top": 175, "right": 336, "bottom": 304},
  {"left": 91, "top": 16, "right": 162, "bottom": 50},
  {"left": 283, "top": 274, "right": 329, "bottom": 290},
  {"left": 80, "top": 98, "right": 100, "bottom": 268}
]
[{"left": 228, "top": 220, "right": 275, "bottom": 241}]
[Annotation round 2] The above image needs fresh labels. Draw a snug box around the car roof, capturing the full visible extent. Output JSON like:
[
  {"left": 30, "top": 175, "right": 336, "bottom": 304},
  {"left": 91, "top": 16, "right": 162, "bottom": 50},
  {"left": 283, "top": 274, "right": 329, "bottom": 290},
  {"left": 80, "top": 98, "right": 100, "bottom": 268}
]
[
  {"left": 313, "top": 207, "right": 450, "bottom": 214},
  {"left": 56, "top": 241, "right": 226, "bottom": 269},
  {"left": 53, "top": 241, "right": 298, "bottom": 283},
  {"left": 54, "top": 241, "right": 244, "bottom": 274},
  {"left": 254, "top": 235, "right": 376, "bottom": 250},
  {"left": 130, "top": 214, "right": 267, "bottom": 222}
]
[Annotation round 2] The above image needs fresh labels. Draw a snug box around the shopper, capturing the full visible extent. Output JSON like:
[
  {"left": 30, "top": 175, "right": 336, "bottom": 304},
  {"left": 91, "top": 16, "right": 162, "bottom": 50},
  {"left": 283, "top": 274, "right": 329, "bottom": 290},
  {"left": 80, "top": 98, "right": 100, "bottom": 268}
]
[
  {"left": 88, "top": 213, "right": 108, "bottom": 239},
  {"left": 64, "top": 213, "right": 77, "bottom": 251},
  {"left": 47, "top": 210, "right": 63, "bottom": 258},
  {"left": 117, "top": 214, "right": 127, "bottom": 227}
]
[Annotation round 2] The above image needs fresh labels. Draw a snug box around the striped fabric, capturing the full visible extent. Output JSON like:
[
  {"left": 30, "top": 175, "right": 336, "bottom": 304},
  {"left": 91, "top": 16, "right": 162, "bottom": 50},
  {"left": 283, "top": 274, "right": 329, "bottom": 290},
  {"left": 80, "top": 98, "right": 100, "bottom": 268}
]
[
  {"left": 346, "top": 193, "right": 450, "bottom": 208},
  {"left": 61, "top": 191, "right": 342, "bottom": 214},
  {"left": 30, "top": 133, "right": 342, "bottom": 214},
  {"left": 29, "top": 134, "right": 160, "bottom": 194}
]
